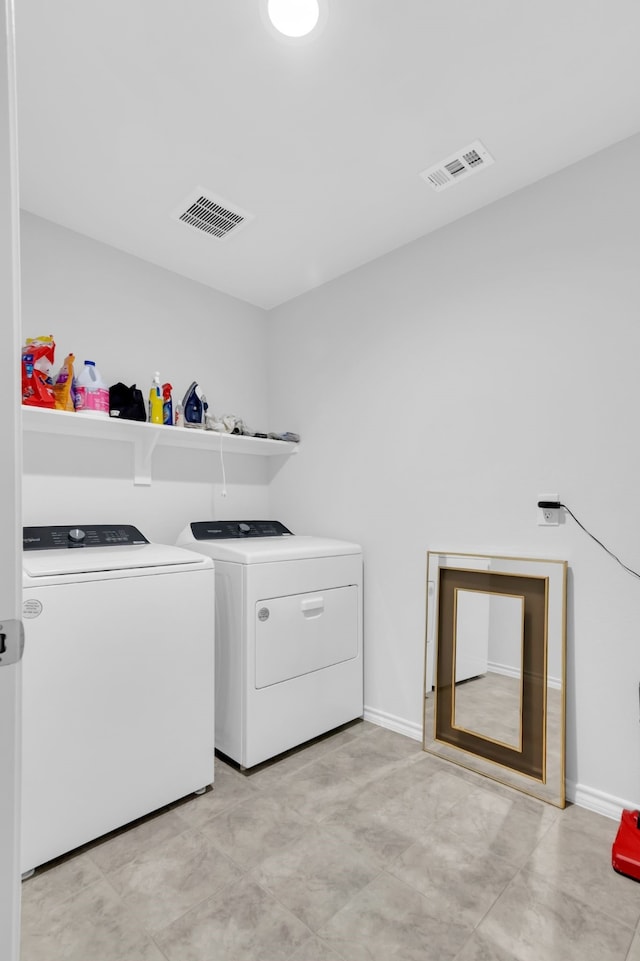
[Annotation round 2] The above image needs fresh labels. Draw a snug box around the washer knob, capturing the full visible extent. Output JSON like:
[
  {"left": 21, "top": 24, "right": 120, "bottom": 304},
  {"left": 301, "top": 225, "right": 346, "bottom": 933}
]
[
  {"left": 238, "top": 523, "right": 251, "bottom": 535},
  {"left": 68, "top": 528, "right": 86, "bottom": 543}
]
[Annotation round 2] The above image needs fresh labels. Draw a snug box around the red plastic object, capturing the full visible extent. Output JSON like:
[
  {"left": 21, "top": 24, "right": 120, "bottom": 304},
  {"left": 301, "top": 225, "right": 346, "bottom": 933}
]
[{"left": 612, "top": 809, "right": 640, "bottom": 881}]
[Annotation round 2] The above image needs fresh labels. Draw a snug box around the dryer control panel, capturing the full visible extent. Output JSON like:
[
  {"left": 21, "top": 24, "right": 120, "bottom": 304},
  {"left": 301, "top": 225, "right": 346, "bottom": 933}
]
[
  {"left": 190, "top": 520, "right": 293, "bottom": 540},
  {"left": 23, "top": 525, "right": 149, "bottom": 550}
]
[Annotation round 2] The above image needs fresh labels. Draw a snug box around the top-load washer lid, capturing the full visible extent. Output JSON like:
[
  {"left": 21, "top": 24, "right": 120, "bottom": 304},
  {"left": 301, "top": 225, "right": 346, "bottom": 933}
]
[
  {"left": 23, "top": 525, "right": 211, "bottom": 577},
  {"left": 177, "top": 520, "right": 361, "bottom": 563}
]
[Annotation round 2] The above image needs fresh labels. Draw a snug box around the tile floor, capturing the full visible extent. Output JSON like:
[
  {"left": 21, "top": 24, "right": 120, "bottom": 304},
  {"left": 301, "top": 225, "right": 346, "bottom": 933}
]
[{"left": 20, "top": 721, "right": 639, "bottom": 961}]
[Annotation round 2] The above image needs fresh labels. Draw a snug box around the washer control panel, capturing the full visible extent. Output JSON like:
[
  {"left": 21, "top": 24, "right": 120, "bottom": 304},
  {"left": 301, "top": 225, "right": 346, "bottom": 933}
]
[
  {"left": 190, "top": 520, "right": 293, "bottom": 541},
  {"left": 23, "top": 525, "right": 149, "bottom": 550}
]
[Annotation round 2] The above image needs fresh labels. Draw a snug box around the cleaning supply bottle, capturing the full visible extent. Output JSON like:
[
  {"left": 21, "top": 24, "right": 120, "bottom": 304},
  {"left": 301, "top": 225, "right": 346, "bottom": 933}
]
[
  {"left": 148, "top": 372, "right": 163, "bottom": 424},
  {"left": 162, "top": 383, "right": 173, "bottom": 426},
  {"left": 75, "top": 360, "right": 109, "bottom": 417}
]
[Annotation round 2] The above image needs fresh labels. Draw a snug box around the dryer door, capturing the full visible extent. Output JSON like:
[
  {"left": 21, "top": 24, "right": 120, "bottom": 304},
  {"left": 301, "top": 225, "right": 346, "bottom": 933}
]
[{"left": 255, "top": 586, "right": 358, "bottom": 689}]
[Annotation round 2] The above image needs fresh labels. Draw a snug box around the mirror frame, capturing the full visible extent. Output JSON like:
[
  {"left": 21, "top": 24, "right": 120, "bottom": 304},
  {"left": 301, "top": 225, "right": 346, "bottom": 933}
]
[{"left": 423, "top": 552, "right": 567, "bottom": 808}]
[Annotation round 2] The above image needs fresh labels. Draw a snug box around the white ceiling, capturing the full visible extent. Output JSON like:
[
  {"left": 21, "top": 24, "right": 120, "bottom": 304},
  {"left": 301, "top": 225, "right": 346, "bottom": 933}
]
[{"left": 14, "top": 1, "right": 640, "bottom": 309}]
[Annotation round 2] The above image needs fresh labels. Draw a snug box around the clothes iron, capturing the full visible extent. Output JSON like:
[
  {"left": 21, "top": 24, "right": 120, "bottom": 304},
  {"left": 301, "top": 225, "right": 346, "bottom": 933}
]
[{"left": 182, "top": 381, "right": 208, "bottom": 428}]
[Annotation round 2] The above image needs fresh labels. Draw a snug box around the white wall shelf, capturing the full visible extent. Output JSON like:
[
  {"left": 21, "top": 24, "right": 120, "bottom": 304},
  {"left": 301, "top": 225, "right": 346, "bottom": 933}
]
[{"left": 22, "top": 407, "right": 298, "bottom": 486}]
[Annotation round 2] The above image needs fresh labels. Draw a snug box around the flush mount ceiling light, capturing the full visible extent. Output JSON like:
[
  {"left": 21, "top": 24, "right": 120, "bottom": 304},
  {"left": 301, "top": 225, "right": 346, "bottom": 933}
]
[{"left": 266, "top": 0, "right": 321, "bottom": 37}]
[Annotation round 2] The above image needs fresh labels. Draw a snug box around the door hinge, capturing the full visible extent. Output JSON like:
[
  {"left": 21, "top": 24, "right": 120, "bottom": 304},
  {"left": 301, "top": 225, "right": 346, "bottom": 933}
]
[{"left": 0, "top": 619, "right": 24, "bottom": 666}]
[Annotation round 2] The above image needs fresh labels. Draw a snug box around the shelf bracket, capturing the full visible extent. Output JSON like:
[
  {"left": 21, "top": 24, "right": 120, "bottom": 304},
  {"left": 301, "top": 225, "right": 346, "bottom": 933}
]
[{"left": 133, "top": 432, "right": 160, "bottom": 486}]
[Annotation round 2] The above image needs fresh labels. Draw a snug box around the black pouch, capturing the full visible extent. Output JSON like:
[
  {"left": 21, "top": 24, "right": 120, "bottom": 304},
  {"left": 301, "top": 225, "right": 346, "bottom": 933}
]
[{"left": 109, "top": 382, "right": 147, "bottom": 421}]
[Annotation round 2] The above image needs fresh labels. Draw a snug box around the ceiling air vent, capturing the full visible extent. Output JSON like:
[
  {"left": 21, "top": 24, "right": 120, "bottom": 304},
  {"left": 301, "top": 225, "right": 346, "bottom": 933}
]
[
  {"left": 419, "top": 140, "right": 494, "bottom": 193},
  {"left": 173, "top": 189, "right": 253, "bottom": 239}
]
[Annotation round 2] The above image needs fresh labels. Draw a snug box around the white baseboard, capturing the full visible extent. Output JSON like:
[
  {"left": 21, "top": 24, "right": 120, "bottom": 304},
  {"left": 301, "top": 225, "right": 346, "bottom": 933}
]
[
  {"left": 363, "top": 705, "right": 422, "bottom": 742},
  {"left": 487, "top": 661, "right": 520, "bottom": 680},
  {"left": 363, "top": 707, "right": 634, "bottom": 821},
  {"left": 566, "top": 781, "right": 637, "bottom": 821},
  {"left": 487, "top": 661, "right": 561, "bottom": 691}
]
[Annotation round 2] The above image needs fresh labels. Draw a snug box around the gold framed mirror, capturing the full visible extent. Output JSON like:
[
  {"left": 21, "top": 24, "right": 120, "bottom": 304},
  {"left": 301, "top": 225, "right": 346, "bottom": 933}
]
[{"left": 423, "top": 552, "right": 567, "bottom": 807}]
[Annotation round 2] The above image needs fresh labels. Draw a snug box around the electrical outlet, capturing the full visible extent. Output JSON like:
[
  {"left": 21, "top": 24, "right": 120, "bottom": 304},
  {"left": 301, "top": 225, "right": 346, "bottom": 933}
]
[{"left": 537, "top": 493, "right": 560, "bottom": 527}]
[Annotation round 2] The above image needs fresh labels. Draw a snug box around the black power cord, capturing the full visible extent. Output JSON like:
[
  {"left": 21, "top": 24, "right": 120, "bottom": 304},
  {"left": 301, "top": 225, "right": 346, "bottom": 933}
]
[{"left": 537, "top": 500, "right": 640, "bottom": 581}]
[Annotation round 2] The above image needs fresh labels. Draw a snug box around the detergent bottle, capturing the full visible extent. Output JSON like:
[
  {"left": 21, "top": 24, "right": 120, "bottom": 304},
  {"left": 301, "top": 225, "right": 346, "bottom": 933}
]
[
  {"left": 148, "top": 372, "right": 163, "bottom": 424},
  {"left": 75, "top": 360, "right": 109, "bottom": 417},
  {"left": 162, "top": 383, "right": 173, "bottom": 426}
]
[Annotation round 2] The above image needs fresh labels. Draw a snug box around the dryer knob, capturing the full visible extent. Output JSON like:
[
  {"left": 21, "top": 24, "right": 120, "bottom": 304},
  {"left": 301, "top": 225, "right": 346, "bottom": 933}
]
[
  {"left": 68, "top": 528, "right": 86, "bottom": 543},
  {"left": 238, "top": 523, "right": 251, "bottom": 534}
]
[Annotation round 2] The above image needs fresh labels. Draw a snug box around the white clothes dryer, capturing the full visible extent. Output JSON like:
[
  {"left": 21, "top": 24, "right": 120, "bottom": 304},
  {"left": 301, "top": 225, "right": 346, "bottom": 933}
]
[
  {"left": 21, "top": 524, "right": 215, "bottom": 875},
  {"left": 177, "top": 520, "right": 363, "bottom": 768}
]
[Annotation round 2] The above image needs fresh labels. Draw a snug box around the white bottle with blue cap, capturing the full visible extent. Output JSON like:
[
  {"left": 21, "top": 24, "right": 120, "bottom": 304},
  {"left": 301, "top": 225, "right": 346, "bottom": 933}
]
[{"left": 75, "top": 360, "right": 109, "bottom": 417}]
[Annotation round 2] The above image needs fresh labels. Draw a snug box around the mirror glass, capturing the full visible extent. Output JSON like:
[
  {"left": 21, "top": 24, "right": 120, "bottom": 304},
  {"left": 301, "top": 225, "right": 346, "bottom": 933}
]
[
  {"left": 424, "top": 552, "right": 567, "bottom": 807},
  {"left": 452, "top": 589, "right": 524, "bottom": 750}
]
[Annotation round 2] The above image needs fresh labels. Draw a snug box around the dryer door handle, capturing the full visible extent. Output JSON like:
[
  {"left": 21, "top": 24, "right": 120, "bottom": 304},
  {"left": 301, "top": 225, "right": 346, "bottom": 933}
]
[{"left": 301, "top": 596, "right": 324, "bottom": 618}]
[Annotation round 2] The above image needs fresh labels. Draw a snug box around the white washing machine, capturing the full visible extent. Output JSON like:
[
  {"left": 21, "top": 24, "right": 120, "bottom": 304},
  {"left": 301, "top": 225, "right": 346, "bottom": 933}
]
[
  {"left": 177, "top": 520, "right": 363, "bottom": 768},
  {"left": 21, "top": 524, "right": 215, "bottom": 875}
]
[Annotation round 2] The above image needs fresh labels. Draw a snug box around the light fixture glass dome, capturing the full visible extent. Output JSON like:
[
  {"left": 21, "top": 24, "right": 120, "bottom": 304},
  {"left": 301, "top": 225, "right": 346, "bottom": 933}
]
[{"left": 267, "top": 0, "right": 320, "bottom": 38}]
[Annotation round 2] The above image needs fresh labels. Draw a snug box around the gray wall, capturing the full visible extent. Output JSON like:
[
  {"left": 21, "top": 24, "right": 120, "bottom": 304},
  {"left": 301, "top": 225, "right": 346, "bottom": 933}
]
[
  {"left": 21, "top": 212, "right": 273, "bottom": 544},
  {"left": 268, "top": 132, "right": 640, "bottom": 812}
]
